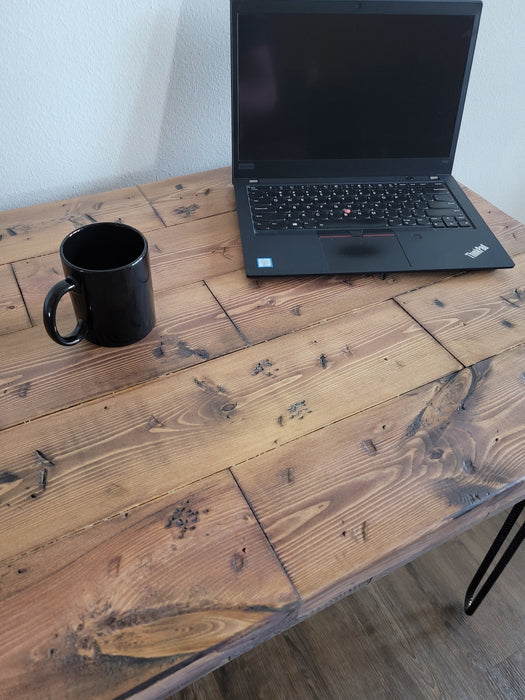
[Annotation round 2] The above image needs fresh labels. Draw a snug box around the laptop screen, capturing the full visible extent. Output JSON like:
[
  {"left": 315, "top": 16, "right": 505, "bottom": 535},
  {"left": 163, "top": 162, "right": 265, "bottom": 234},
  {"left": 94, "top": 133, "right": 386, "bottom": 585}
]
[{"left": 232, "top": 1, "right": 480, "bottom": 178}]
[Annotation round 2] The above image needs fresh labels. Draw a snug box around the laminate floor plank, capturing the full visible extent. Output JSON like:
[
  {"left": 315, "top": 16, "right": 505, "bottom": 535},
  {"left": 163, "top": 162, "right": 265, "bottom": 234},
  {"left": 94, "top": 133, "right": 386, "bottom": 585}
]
[{"left": 490, "top": 649, "right": 525, "bottom": 700}]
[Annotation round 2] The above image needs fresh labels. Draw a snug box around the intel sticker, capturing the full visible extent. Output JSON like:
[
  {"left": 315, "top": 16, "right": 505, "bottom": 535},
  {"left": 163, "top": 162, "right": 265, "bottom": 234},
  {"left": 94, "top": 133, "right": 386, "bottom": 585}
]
[{"left": 257, "top": 257, "right": 274, "bottom": 268}]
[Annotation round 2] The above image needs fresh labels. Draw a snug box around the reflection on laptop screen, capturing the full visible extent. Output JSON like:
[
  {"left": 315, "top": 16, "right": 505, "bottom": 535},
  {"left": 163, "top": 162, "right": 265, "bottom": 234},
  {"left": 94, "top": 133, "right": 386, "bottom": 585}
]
[{"left": 237, "top": 12, "right": 475, "bottom": 162}]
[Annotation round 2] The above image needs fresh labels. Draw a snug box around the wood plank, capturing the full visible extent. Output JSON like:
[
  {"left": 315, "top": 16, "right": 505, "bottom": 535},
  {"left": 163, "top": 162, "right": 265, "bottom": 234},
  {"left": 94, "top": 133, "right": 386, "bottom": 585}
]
[
  {"left": 0, "top": 186, "right": 163, "bottom": 265},
  {"left": 396, "top": 251, "right": 525, "bottom": 366},
  {"left": 146, "top": 212, "right": 243, "bottom": 293},
  {"left": 0, "top": 301, "right": 460, "bottom": 560},
  {"left": 12, "top": 251, "right": 75, "bottom": 328},
  {"left": 491, "top": 649, "right": 525, "bottom": 698},
  {"left": 207, "top": 269, "right": 454, "bottom": 345},
  {"left": 0, "top": 470, "right": 299, "bottom": 700},
  {"left": 13, "top": 212, "right": 243, "bottom": 327},
  {"left": 0, "top": 281, "right": 245, "bottom": 429},
  {"left": 168, "top": 510, "right": 524, "bottom": 700},
  {"left": 0, "top": 264, "right": 30, "bottom": 335},
  {"left": 462, "top": 185, "right": 525, "bottom": 258},
  {"left": 232, "top": 343, "right": 525, "bottom": 615},
  {"left": 140, "top": 167, "right": 235, "bottom": 228}
]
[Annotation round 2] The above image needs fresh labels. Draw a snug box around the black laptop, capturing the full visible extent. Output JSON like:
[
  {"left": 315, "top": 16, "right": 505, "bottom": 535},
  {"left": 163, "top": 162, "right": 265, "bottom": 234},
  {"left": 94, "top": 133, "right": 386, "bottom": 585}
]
[{"left": 230, "top": 0, "right": 514, "bottom": 276}]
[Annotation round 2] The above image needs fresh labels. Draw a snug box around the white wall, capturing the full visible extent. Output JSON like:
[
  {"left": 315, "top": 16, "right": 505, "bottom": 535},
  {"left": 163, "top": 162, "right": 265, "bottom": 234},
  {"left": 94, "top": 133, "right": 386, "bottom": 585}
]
[
  {"left": 1, "top": 0, "right": 524, "bottom": 224},
  {"left": 454, "top": 0, "right": 525, "bottom": 224}
]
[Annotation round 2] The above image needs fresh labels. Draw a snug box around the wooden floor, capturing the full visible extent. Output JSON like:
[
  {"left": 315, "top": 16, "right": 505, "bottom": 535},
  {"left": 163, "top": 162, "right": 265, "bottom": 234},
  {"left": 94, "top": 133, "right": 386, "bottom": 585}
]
[{"left": 171, "top": 508, "right": 524, "bottom": 700}]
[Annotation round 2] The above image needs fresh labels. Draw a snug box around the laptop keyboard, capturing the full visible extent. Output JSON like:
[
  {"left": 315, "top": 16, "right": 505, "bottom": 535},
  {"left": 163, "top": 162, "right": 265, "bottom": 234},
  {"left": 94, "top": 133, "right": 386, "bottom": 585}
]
[{"left": 248, "top": 182, "right": 472, "bottom": 232}]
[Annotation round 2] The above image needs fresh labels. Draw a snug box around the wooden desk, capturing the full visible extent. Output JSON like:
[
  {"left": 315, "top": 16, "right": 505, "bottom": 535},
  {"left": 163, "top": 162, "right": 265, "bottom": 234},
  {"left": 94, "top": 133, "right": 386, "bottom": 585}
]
[{"left": 1, "top": 168, "right": 524, "bottom": 699}]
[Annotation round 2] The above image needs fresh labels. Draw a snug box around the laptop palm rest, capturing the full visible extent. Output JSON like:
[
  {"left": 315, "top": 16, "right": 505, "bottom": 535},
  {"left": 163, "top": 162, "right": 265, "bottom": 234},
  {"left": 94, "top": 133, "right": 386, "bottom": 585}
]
[{"left": 318, "top": 230, "right": 410, "bottom": 273}]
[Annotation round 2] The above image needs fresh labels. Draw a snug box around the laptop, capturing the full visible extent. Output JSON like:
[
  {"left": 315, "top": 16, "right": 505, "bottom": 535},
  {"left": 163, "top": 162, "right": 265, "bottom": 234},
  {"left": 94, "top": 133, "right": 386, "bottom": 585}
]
[{"left": 230, "top": 0, "right": 514, "bottom": 276}]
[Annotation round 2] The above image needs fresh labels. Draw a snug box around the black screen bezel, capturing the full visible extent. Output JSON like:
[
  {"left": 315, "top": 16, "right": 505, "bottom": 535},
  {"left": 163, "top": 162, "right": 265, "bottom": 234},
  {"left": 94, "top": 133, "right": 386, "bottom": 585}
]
[{"left": 231, "top": 0, "right": 482, "bottom": 180}]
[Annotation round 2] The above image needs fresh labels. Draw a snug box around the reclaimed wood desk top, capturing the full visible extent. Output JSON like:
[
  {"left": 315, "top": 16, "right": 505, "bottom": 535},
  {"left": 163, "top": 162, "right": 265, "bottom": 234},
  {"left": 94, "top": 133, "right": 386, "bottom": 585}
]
[{"left": 1, "top": 167, "right": 524, "bottom": 699}]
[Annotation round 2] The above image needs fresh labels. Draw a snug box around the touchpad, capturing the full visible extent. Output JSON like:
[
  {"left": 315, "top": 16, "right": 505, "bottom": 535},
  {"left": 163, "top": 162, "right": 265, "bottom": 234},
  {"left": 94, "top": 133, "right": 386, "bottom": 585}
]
[{"left": 319, "top": 231, "right": 410, "bottom": 273}]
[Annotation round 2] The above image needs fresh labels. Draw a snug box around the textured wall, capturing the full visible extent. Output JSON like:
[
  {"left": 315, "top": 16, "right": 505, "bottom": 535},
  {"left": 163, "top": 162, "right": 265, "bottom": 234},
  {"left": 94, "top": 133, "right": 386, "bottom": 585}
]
[
  {"left": 454, "top": 0, "right": 525, "bottom": 224},
  {"left": 0, "top": 0, "right": 230, "bottom": 210},
  {"left": 1, "top": 0, "right": 524, "bottom": 224}
]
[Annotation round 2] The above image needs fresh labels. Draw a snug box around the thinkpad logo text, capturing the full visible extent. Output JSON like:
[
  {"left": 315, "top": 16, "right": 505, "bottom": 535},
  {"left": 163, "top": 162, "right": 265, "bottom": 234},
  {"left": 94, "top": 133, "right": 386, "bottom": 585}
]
[{"left": 465, "top": 243, "right": 489, "bottom": 259}]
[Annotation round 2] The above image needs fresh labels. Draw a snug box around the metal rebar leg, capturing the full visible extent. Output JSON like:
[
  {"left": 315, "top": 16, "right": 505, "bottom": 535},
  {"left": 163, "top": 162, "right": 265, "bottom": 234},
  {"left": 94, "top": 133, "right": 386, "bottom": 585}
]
[{"left": 464, "top": 500, "right": 524, "bottom": 615}]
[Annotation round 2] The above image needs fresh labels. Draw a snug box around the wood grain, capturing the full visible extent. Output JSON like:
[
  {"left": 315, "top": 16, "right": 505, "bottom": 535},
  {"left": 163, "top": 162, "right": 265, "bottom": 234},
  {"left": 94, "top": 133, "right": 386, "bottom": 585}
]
[
  {"left": 12, "top": 251, "right": 79, "bottom": 328},
  {"left": 11, "top": 212, "right": 243, "bottom": 329},
  {"left": 1, "top": 174, "right": 524, "bottom": 700},
  {"left": 147, "top": 213, "right": 243, "bottom": 292},
  {"left": 396, "top": 251, "right": 525, "bottom": 365},
  {"left": 0, "top": 470, "right": 298, "bottom": 700},
  {"left": 0, "top": 185, "right": 163, "bottom": 265},
  {"left": 0, "top": 264, "right": 30, "bottom": 335},
  {"left": 207, "top": 269, "right": 454, "bottom": 345},
  {"left": 0, "top": 281, "right": 245, "bottom": 429},
  {"left": 0, "top": 301, "right": 459, "bottom": 560},
  {"left": 233, "top": 343, "right": 525, "bottom": 614},
  {"left": 168, "top": 510, "right": 524, "bottom": 700},
  {"left": 140, "top": 167, "right": 235, "bottom": 228}
]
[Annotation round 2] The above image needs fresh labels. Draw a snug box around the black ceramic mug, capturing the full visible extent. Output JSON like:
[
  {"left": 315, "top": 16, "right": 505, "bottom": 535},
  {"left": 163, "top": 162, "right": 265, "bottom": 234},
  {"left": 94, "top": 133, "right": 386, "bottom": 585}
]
[{"left": 43, "top": 222, "right": 155, "bottom": 347}]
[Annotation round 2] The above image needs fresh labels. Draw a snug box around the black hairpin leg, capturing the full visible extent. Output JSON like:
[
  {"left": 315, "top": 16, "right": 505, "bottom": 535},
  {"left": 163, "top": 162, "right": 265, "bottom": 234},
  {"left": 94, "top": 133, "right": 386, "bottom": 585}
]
[{"left": 464, "top": 500, "right": 524, "bottom": 615}]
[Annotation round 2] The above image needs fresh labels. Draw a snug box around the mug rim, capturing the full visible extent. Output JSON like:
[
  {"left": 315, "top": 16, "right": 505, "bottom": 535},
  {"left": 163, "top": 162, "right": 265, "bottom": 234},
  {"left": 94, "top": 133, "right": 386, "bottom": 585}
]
[{"left": 60, "top": 222, "right": 148, "bottom": 273}]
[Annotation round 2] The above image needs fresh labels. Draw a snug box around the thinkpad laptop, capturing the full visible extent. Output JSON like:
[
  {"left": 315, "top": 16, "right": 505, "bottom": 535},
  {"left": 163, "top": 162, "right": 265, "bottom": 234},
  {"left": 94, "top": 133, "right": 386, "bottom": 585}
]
[{"left": 231, "top": 0, "right": 514, "bottom": 275}]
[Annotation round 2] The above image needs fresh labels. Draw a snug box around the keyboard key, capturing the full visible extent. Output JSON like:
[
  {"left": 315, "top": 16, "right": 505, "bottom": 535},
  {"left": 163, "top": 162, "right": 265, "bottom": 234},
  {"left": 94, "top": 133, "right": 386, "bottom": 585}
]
[
  {"left": 318, "top": 217, "right": 386, "bottom": 228},
  {"left": 254, "top": 212, "right": 287, "bottom": 221},
  {"left": 427, "top": 201, "right": 457, "bottom": 209},
  {"left": 434, "top": 194, "right": 456, "bottom": 202},
  {"left": 425, "top": 208, "right": 462, "bottom": 218}
]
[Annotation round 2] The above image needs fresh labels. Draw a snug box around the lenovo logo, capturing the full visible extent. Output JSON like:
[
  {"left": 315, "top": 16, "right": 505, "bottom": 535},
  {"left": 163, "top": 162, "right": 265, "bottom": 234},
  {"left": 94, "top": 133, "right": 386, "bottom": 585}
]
[{"left": 465, "top": 243, "right": 489, "bottom": 259}]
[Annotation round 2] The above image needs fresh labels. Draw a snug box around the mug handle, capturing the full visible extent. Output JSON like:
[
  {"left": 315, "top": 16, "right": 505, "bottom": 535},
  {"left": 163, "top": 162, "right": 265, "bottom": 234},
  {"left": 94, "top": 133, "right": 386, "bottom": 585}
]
[{"left": 43, "top": 278, "right": 87, "bottom": 346}]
